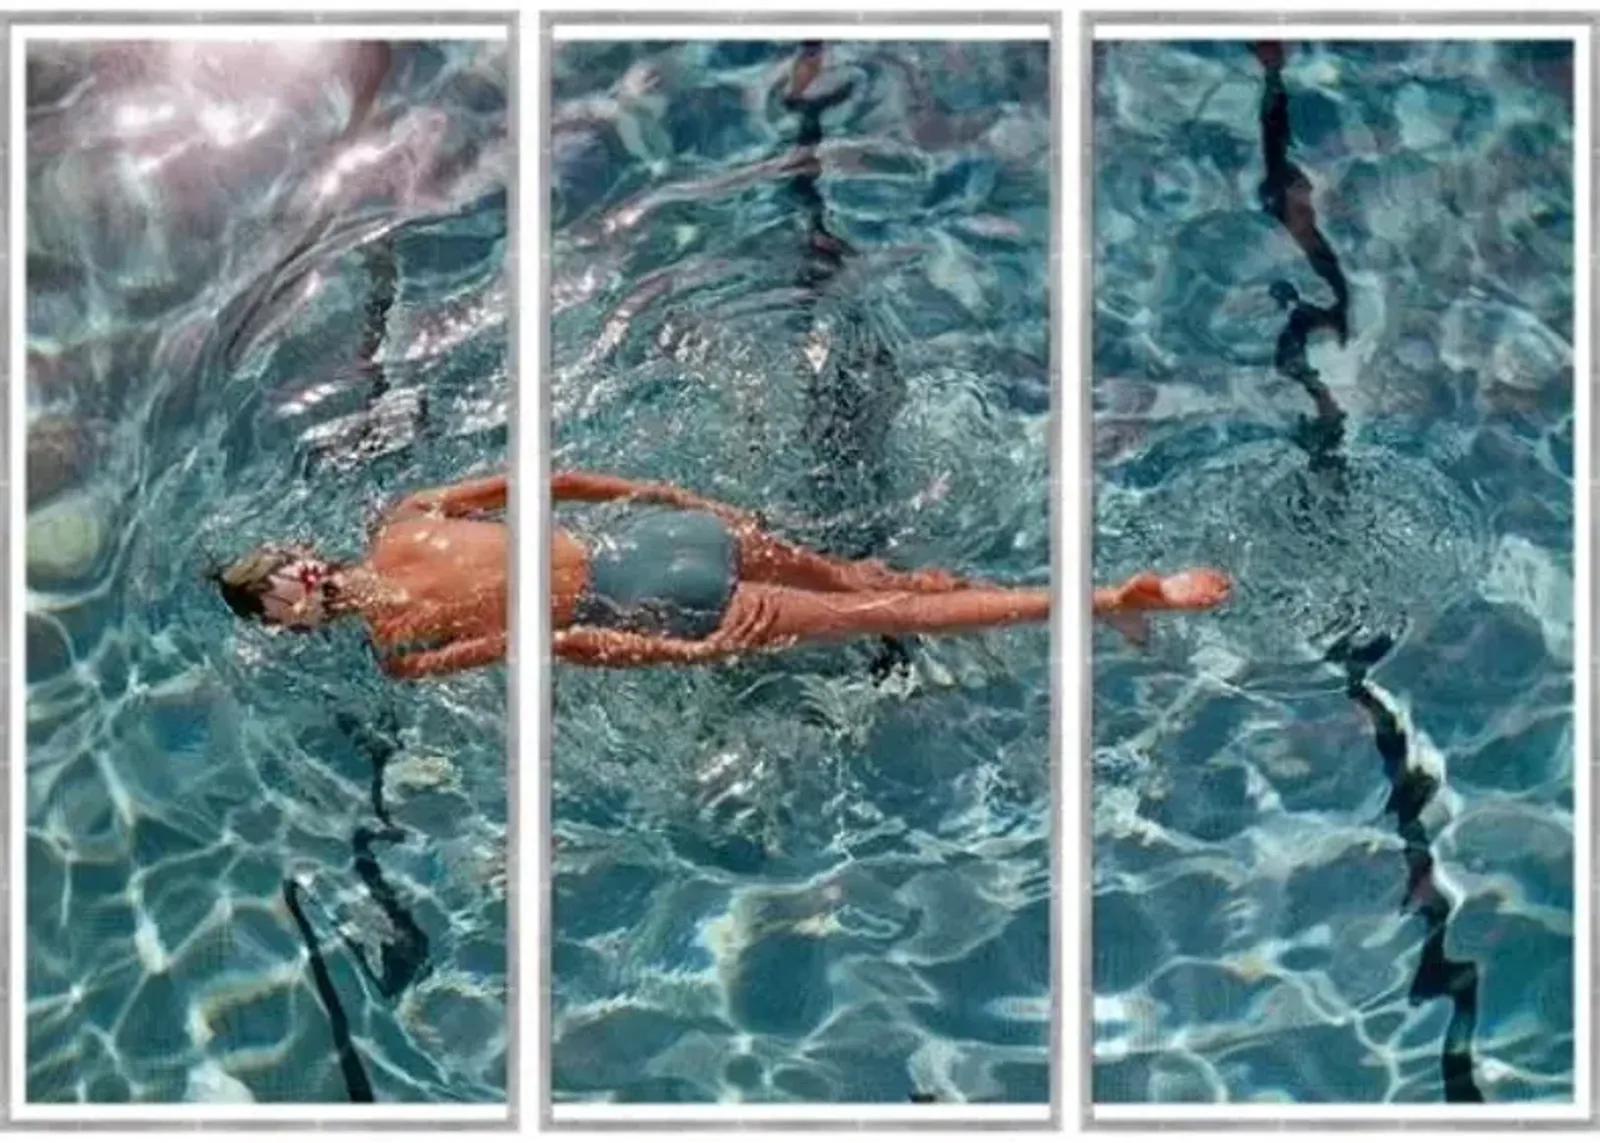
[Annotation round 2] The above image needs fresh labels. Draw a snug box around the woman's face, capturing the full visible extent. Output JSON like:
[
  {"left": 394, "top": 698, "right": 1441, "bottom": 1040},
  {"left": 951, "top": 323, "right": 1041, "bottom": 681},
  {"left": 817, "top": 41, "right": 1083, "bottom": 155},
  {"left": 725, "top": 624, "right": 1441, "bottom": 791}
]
[{"left": 260, "top": 556, "right": 333, "bottom": 629}]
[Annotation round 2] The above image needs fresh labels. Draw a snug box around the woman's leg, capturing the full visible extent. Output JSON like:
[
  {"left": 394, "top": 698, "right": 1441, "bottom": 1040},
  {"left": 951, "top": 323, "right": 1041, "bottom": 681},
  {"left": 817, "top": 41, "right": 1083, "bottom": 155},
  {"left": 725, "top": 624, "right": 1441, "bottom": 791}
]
[
  {"left": 734, "top": 523, "right": 970, "bottom": 594},
  {"left": 717, "top": 581, "right": 1048, "bottom": 650}
]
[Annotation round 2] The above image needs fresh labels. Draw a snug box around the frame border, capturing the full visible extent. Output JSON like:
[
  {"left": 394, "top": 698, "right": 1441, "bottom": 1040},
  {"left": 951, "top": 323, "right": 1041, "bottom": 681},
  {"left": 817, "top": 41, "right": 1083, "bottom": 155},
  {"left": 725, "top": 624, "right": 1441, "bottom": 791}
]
[
  {"left": 1081, "top": 9, "right": 1597, "bottom": 1131},
  {"left": 6, "top": 10, "right": 521, "bottom": 1129},
  {"left": 539, "top": 10, "right": 1063, "bottom": 1131}
]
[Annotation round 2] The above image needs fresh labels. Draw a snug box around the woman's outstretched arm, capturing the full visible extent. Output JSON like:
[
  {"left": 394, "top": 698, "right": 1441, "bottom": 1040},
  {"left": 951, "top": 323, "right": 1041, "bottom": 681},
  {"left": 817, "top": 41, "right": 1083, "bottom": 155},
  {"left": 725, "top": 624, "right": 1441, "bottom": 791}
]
[
  {"left": 554, "top": 626, "right": 729, "bottom": 668},
  {"left": 551, "top": 471, "right": 649, "bottom": 503},
  {"left": 551, "top": 470, "right": 752, "bottom": 523},
  {"left": 387, "top": 474, "right": 509, "bottom": 520},
  {"left": 384, "top": 632, "right": 508, "bottom": 678}
]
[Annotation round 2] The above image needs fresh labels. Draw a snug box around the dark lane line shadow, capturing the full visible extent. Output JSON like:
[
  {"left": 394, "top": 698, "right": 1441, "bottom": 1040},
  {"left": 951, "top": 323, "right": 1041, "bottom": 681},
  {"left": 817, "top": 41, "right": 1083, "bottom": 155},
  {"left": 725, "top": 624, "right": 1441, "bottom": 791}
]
[
  {"left": 282, "top": 877, "right": 377, "bottom": 1103},
  {"left": 282, "top": 704, "right": 436, "bottom": 1102},
  {"left": 1325, "top": 632, "right": 1482, "bottom": 1103},
  {"left": 1254, "top": 40, "right": 1350, "bottom": 483},
  {"left": 782, "top": 40, "right": 913, "bottom": 683},
  {"left": 1255, "top": 40, "right": 1483, "bottom": 1103}
]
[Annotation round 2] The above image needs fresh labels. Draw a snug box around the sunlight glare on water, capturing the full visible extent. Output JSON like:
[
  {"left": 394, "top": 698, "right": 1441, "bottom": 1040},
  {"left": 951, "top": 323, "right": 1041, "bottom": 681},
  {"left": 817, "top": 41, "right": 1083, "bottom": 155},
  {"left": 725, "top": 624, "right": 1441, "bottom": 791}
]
[{"left": 26, "top": 37, "right": 510, "bottom": 1104}]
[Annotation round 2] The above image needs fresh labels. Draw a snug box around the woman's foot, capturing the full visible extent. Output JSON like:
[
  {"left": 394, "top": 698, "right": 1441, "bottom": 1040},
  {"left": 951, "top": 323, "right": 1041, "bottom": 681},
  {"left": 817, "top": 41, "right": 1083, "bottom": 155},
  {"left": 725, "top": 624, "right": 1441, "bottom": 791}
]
[
  {"left": 1114, "top": 568, "right": 1230, "bottom": 611},
  {"left": 1157, "top": 568, "right": 1230, "bottom": 609}
]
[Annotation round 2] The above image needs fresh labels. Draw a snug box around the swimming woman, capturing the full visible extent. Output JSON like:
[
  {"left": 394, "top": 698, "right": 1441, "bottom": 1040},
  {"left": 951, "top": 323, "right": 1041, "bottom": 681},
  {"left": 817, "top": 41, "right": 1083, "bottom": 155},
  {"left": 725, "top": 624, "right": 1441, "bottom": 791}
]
[
  {"left": 215, "top": 470, "right": 1228, "bottom": 677},
  {"left": 549, "top": 471, "right": 1228, "bottom": 667},
  {"left": 214, "top": 473, "right": 510, "bottom": 679}
]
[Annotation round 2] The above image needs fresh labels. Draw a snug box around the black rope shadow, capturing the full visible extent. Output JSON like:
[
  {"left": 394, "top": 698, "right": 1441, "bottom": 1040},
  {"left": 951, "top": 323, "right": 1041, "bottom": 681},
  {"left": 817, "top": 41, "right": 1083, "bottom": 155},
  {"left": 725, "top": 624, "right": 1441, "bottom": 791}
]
[
  {"left": 1325, "top": 633, "right": 1483, "bottom": 1103},
  {"left": 335, "top": 707, "right": 433, "bottom": 999},
  {"left": 1255, "top": 40, "right": 1482, "bottom": 1103},
  {"left": 783, "top": 40, "right": 913, "bottom": 684},
  {"left": 282, "top": 877, "right": 376, "bottom": 1102},
  {"left": 282, "top": 705, "right": 435, "bottom": 1103},
  {"left": 1255, "top": 41, "right": 1351, "bottom": 484}
]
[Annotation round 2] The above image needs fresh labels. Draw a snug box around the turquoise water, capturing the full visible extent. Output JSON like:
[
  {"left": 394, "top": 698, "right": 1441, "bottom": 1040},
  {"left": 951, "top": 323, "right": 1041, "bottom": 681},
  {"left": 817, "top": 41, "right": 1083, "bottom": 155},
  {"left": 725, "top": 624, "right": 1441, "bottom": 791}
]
[
  {"left": 550, "top": 40, "right": 1052, "bottom": 1103},
  {"left": 25, "top": 40, "right": 509, "bottom": 1103},
  {"left": 1092, "top": 41, "right": 1574, "bottom": 1103}
]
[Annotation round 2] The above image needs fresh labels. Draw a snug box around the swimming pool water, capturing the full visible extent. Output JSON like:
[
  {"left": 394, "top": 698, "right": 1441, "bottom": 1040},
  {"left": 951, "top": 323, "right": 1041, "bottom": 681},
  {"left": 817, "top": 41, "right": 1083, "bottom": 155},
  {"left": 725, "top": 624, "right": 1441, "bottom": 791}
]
[
  {"left": 550, "top": 40, "right": 1052, "bottom": 1103},
  {"left": 26, "top": 40, "right": 510, "bottom": 1103},
  {"left": 1092, "top": 40, "right": 1574, "bottom": 1103}
]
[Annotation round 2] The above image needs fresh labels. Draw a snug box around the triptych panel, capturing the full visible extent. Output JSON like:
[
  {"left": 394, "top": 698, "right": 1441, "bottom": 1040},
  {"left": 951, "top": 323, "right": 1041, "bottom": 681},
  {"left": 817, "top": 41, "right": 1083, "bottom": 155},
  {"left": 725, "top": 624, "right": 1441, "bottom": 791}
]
[{"left": 3, "top": 4, "right": 1590, "bottom": 1139}]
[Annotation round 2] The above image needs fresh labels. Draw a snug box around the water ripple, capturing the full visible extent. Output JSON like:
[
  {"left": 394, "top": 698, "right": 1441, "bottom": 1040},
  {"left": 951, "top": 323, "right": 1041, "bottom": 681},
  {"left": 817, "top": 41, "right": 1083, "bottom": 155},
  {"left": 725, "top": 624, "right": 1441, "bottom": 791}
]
[
  {"left": 26, "top": 38, "right": 509, "bottom": 1104},
  {"left": 1093, "top": 38, "right": 1572, "bottom": 1104},
  {"left": 552, "top": 38, "right": 1050, "bottom": 1104}
]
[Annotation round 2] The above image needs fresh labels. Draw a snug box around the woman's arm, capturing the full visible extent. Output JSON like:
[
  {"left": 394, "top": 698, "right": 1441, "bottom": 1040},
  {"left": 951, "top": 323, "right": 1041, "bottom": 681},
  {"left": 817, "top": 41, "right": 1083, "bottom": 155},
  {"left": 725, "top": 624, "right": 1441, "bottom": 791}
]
[
  {"left": 554, "top": 626, "right": 729, "bottom": 668},
  {"left": 552, "top": 469, "right": 751, "bottom": 523},
  {"left": 387, "top": 474, "right": 509, "bottom": 520},
  {"left": 384, "top": 632, "right": 507, "bottom": 679},
  {"left": 551, "top": 470, "right": 650, "bottom": 503}
]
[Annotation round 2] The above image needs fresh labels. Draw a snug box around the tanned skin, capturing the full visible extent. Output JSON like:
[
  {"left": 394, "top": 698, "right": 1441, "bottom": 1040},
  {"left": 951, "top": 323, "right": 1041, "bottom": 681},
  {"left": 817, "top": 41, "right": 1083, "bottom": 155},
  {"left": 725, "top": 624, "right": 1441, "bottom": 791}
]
[
  {"left": 239, "top": 474, "right": 510, "bottom": 679},
  {"left": 359, "top": 475, "right": 510, "bottom": 678},
  {"left": 241, "top": 471, "right": 1227, "bottom": 678},
  {"left": 550, "top": 471, "right": 1229, "bottom": 668}
]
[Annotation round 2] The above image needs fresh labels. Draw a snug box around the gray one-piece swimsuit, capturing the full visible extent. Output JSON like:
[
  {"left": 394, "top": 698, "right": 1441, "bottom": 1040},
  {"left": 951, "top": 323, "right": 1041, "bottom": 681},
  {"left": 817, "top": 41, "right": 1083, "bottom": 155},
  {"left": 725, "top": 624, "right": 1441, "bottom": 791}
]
[{"left": 573, "top": 508, "right": 740, "bottom": 640}]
